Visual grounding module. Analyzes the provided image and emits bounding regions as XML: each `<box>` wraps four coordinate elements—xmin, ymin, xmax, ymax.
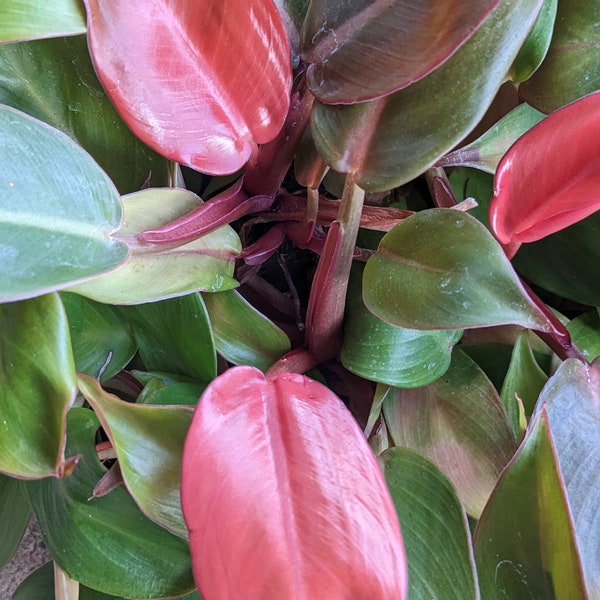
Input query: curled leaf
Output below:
<box><xmin>182</xmin><ymin>366</ymin><xmax>407</xmax><ymax>600</ymax></box>
<box><xmin>490</xmin><ymin>91</ymin><xmax>600</xmax><ymax>245</ymax></box>
<box><xmin>84</xmin><ymin>0</ymin><xmax>292</xmax><ymax>174</ymax></box>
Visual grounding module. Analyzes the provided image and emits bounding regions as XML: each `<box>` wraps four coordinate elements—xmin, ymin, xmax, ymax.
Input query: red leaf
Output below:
<box><xmin>84</xmin><ymin>0</ymin><xmax>292</xmax><ymax>175</ymax></box>
<box><xmin>181</xmin><ymin>366</ymin><xmax>407</xmax><ymax>600</ymax></box>
<box><xmin>489</xmin><ymin>91</ymin><xmax>600</xmax><ymax>245</ymax></box>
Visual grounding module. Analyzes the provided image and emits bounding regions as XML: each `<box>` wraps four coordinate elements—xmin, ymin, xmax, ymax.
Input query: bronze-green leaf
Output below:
<box><xmin>310</xmin><ymin>0</ymin><xmax>542</xmax><ymax>191</ymax></box>
<box><xmin>382</xmin><ymin>349</ymin><xmax>515</xmax><ymax>517</ymax></box>
<box><xmin>363</xmin><ymin>209</ymin><xmax>552</xmax><ymax>332</ymax></box>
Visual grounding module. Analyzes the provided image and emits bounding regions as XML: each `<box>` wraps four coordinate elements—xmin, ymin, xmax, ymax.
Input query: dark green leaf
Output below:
<box><xmin>0</xmin><ymin>474</ymin><xmax>30</xmax><ymax>569</ymax></box>
<box><xmin>363</xmin><ymin>209</ymin><xmax>552</xmax><ymax>332</ymax></box>
<box><xmin>519</xmin><ymin>0</ymin><xmax>600</xmax><ymax>112</ymax></box>
<box><xmin>0</xmin><ymin>0</ymin><xmax>85</xmax><ymax>43</ymax></box>
<box><xmin>310</xmin><ymin>0</ymin><xmax>542</xmax><ymax>191</ymax></box>
<box><xmin>382</xmin><ymin>448</ymin><xmax>479</xmax><ymax>600</ymax></box>
<box><xmin>509</xmin><ymin>0</ymin><xmax>557</xmax><ymax>82</ymax></box>
<box><xmin>14</xmin><ymin>562</ymin><xmax>203</xmax><ymax>599</ymax></box>
<box><xmin>203</xmin><ymin>289</ymin><xmax>291</xmax><ymax>372</ymax></box>
<box><xmin>341</xmin><ymin>265</ymin><xmax>461</xmax><ymax>388</ymax></box>
<box><xmin>121</xmin><ymin>293</ymin><xmax>216</xmax><ymax>381</ymax></box>
<box><xmin>0</xmin><ymin>104</ymin><xmax>128</xmax><ymax>302</ymax></box>
<box><xmin>514</xmin><ymin>211</ymin><xmax>600</xmax><ymax>306</ymax></box>
<box><xmin>0</xmin><ymin>294</ymin><xmax>76</xmax><ymax>478</ymax></box>
<box><xmin>78</xmin><ymin>373</ymin><xmax>193</xmax><ymax>539</ymax></box>
<box><xmin>68</xmin><ymin>189</ymin><xmax>240</xmax><ymax>304</ymax></box>
<box><xmin>539</xmin><ymin>357</ymin><xmax>600</xmax><ymax>598</ymax></box>
<box><xmin>138</xmin><ymin>381</ymin><xmax>206</xmax><ymax>406</ymax></box>
<box><xmin>60</xmin><ymin>292</ymin><xmax>135</xmax><ymax>381</ymax></box>
<box><xmin>0</xmin><ymin>36</ymin><xmax>168</xmax><ymax>193</ymax></box>
<box><xmin>22</xmin><ymin>408</ymin><xmax>195</xmax><ymax>598</ymax></box>
<box><xmin>383</xmin><ymin>349</ymin><xmax>515</xmax><ymax>517</ymax></box>
<box><xmin>474</xmin><ymin>409</ymin><xmax>587</xmax><ymax>599</ymax></box>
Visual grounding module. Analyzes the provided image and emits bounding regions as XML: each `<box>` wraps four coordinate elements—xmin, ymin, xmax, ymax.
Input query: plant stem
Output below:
<box><xmin>305</xmin><ymin>173</ymin><xmax>365</xmax><ymax>363</ymax></box>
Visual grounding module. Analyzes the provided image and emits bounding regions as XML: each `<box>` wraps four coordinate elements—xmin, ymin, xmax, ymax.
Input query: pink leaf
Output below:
<box><xmin>181</xmin><ymin>366</ymin><xmax>407</xmax><ymax>600</ymax></box>
<box><xmin>490</xmin><ymin>91</ymin><xmax>600</xmax><ymax>245</ymax></box>
<box><xmin>84</xmin><ymin>0</ymin><xmax>292</xmax><ymax>175</ymax></box>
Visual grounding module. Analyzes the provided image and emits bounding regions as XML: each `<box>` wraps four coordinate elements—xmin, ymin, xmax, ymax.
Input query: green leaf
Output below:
<box><xmin>513</xmin><ymin>211</ymin><xmax>600</xmax><ymax>306</ymax></box>
<box><xmin>60</xmin><ymin>292</ymin><xmax>135</xmax><ymax>381</ymax></box>
<box><xmin>509</xmin><ymin>0</ymin><xmax>557</xmax><ymax>82</ymax></box>
<box><xmin>0</xmin><ymin>294</ymin><xmax>76</xmax><ymax>478</ymax></box>
<box><xmin>540</xmin><ymin>357</ymin><xmax>600</xmax><ymax>598</ymax></box>
<box><xmin>139</xmin><ymin>381</ymin><xmax>205</xmax><ymax>406</ymax></box>
<box><xmin>310</xmin><ymin>0</ymin><xmax>542</xmax><ymax>191</ymax></box>
<box><xmin>0</xmin><ymin>105</ymin><xmax>128</xmax><ymax>302</ymax></box>
<box><xmin>500</xmin><ymin>329</ymin><xmax>548</xmax><ymax>437</ymax></box>
<box><xmin>381</xmin><ymin>448</ymin><xmax>479</xmax><ymax>600</ymax></box>
<box><xmin>22</xmin><ymin>408</ymin><xmax>195</xmax><ymax>598</ymax></box>
<box><xmin>0</xmin><ymin>36</ymin><xmax>169</xmax><ymax>193</ymax></box>
<box><xmin>78</xmin><ymin>373</ymin><xmax>193</xmax><ymax>539</ymax></box>
<box><xmin>363</xmin><ymin>209</ymin><xmax>552</xmax><ymax>332</ymax></box>
<box><xmin>121</xmin><ymin>293</ymin><xmax>216</xmax><ymax>381</ymax></box>
<box><xmin>67</xmin><ymin>188</ymin><xmax>240</xmax><ymax>304</ymax></box>
<box><xmin>203</xmin><ymin>289</ymin><xmax>291</xmax><ymax>371</ymax></box>
<box><xmin>568</xmin><ymin>309</ymin><xmax>600</xmax><ymax>362</ymax></box>
<box><xmin>519</xmin><ymin>0</ymin><xmax>600</xmax><ymax>112</ymax></box>
<box><xmin>439</xmin><ymin>103</ymin><xmax>546</xmax><ymax>174</ymax></box>
<box><xmin>0</xmin><ymin>474</ymin><xmax>31</xmax><ymax>569</ymax></box>
<box><xmin>474</xmin><ymin>409</ymin><xmax>587</xmax><ymax>599</ymax></box>
<box><xmin>382</xmin><ymin>349</ymin><xmax>515</xmax><ymax>517</ymax></box>
<box><xmin>341</xmin><ymin>264</ymin><xmax>461</xmax><ymax>388</ymax></box>
<box><xmin>0</xmin><ymin>0</ymin><xmax>86</xmax><ymax>43</ymax></box>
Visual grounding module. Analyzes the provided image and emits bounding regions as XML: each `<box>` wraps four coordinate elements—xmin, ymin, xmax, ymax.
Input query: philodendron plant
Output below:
<box><xmin>1</xmin><ymin>0</ymin><xmax>600</xmax><ymax>598</ymax></box>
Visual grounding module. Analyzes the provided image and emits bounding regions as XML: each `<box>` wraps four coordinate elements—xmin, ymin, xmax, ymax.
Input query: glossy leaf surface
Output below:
<box><xmin>182</xmin><ymin>366</ymin><xmax>407</xmax><ymax>600</ymax></box>
<box><xmin>310</xmin><ymin>0</ymin><xmax>542</xmax><ymax>191</ymax></box>
<box><xmin>363</xmin><ymin>209</ymin><xmax>551</xmax><ymax>332</ymax></box>
<box><xmin>0</xmin><ymin>104</ymin><xmax>128</xmax><ymax>302</ymax></box>
<box><xmin>438</xmin><ymin>103</ymin><xmax>545</xmax><ymax>174</ymax></box>
<box><xmin>121</xmin><ymin>293</ymin><xmax>216</xmax><ymax>381</ymax></box>
<box><xmin>490</xmin><ymin>91</ymin><xmax>600</xmax><ymax>245</ymax></box>
<box><xmin>84</xmin><ymin>0</ymin><xmax>291</xmax><ymax>174</ymax></box>
<box><xmin>0</xmin><ymin>36</ymin><xmax>169</xmax><ymax>194</ymax></box>
<box><xmin>383</xmin><ymin>349</ymin><xmax>515</xmax><ymax>517</ymax></box>
<box><xmin>203</xmin><ymin>290</ymin><xmax>291</xmax><ymax>371</ymax></box>
<box><xmin>0</xmin><ymin>474</ymin><xmax>30</xmax><ymax>569</ymax></box>
<box><xmin>68</xmin><ymin>189</ymin><xmax>240</xmax><ymax>304</ymax></box>
<box><xmin>0</xmin><ymin>294</ymin><xmax>75</xmax><ymax>478</ymax></box>
<box><xmin>509</xmin><ymin>0</ymin><xmax>557</xmax><ymax>82</ymax></box>
<box><xmin>382</xmin><ymin>448</ymin><xmax>479</xmax><ymax>600</ymax></box>
<box><xmin>0</xmin><ymin>0</ymin><xmax>85</xmax><ymax>43</ymax></box>
<box><xmin>519</xmin><ymin>0</ymin><xmax>600</xmax><ymax>112</ymax></box>
<box><xmin>568</xmin><ymin>310</ymin><xmax>600</xmax><ymax>363</ymax></box>
<box><xmin>79</xmin><ymin>373</ymin><xmax>193</xmax><ymax>538</ymax></box>
<box><xmin>341</xmin><ymin>265</ymin><xmax>461</xmax><ymax>387</ymax></box>
<box><xmin>61</xmin><ymin>292</ymin><xmax>135</xmax><ymax>381</ymax></box>
<box><xmin>474</xmin><ymin>410</ymin><xmax>587</xmax><ymax>599</ymax></box>
<box><xmin>540</xmin><ymin>358</ymin><xmax>600</xmax><ymax>598</ymax></box>
<box><xmin>23</xmin><ymin>408</ymin><xmax>195</xmax><ymax>598</ymax></box>
<box><xmin>302</xmin><ymin>0</ymin><xmax>500</xmax><ymax>104</ymax></box>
